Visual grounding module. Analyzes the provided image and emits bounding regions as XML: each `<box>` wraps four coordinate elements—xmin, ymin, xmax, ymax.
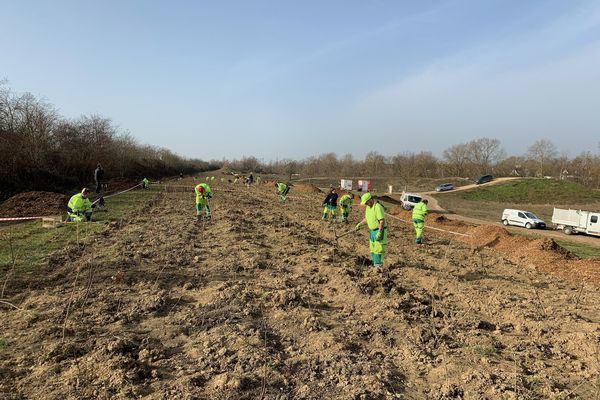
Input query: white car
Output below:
<box><xmin>400</xmin><ymin>192</ymin><xmax>423</xmax><ymax>210</ymax></box>
<box><xmin>501</xmin><ymin>209</ymin><xmax>546</xmax><ymax>229</ymax></box>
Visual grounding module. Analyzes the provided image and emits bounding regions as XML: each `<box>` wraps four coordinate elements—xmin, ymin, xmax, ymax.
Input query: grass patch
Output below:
<box><xmin>555</xmin><ymin>240</ymin><xmax>600</xmax><ymax>259</ymax></box>
<box><xmin>0</xmin><ymin>338</ymin><xmax>8</xmax><ymax>350</ymax></box>
<box><xmin>439</xmin><ymin>178</ymin><xmax>600</xmax><ymax>204</ymax></box>
<box><xmin>0</xmin><ymin>187</ymin><xmax>161</xmax><ymax>277</ymax></box>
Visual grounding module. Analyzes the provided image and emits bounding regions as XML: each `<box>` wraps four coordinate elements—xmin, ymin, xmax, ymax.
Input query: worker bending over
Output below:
<box><xmin>339</xmin><ymin>193</ymin><xmax>354</xmax><ymax>222</ymax></box>
<box><xmin>195</xmin><ymin>182</ymin><xmax>213</xmax><ymax>220</ymax></box>
<box><xmin>412</xmin><ymin>198</ymin><xmax>428</xmax><ymax>244</ymax></box>
<box><xmin>275</xmin><ymin>182</ymin><xmax>290</xmax><ymax>202</ymax></box>
<box><xmin>322</xmin><ymin>188</ymin><xmax>338</xmax><ymax>221</ymax></box>
<box><xmin>355</xmin><ymin>193</ymin><xmax>388</xmax><ymax>267</ymax></box>
<box><xmin>67</xmin><ymin>188</ymin><xmax>99</xmax><ymax>222</ymax></box>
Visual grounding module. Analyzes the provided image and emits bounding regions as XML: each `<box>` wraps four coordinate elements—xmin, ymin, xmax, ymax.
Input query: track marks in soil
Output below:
<box><xmin>2</xmin><ymin>182</ymin><xmax>600</xmax><ymax>399</ymax></box>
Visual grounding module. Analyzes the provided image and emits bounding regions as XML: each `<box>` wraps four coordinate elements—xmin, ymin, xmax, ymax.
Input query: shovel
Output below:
<box><xmin>335</xmin><ymin>228</ymin><xmax>356</xmax><ymax>241</ymax></box>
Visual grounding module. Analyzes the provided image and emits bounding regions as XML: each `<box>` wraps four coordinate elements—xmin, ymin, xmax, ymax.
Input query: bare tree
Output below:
<box><xmin>443</xmin><ymin>143</ymin><xmax>470</xmax><ymax>177</ymax></box>
<box><xmin>466</xmin><ymin>137</ymin><xmax>505</xmax><ymax>175</ymax></box>
<box><xmin>527</xmin><ymin>139</ymin><xmax>557</xmax><ymax>177</ymax></box>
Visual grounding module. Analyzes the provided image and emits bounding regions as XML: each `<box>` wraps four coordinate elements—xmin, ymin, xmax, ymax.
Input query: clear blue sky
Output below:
<box><xmin>2</xmin><ymin>0</ymin><xmax>600</xmax><ymax>161</ymax></box>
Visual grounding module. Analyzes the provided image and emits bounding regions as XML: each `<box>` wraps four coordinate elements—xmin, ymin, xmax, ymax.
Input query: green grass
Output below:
<box><xmin>0</xmin><ymin>338</ymin><xmax>8</xmax><ymax>350</ymax></box>
<box><xmin>0</xmin><ymin>187</ymin><xmax>161</xmax><ymax>277</ymax></box>
<box><xmin>434</xmin><ymin>178</ymin><xmax>600</xmax><ymax>227</ymax></box>
<box><xmin>440</xmin><ymin>178</ymin><xmax>600</xmax><ymax>204</ymax></box>
<box><xmin>555</xmin><ymin>240</ymin><xmax>600</xmax><ymax>259</ymax></box>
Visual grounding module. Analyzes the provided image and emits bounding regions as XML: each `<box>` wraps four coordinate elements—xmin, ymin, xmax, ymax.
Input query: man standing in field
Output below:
<box><xmin>275</xmin><ymin>182</ymin><xmax>290</xmax><ymax>202</ymax></box>
<box><xmin>142</xmin><ymin>177</ymin><xmax>150</xmax><ymax>189</ymax></box>
<box><xmin>339</xmin><ymin>193</ymin><xmax>354</xmax><ymax>222</ymax></box>
<box><xmin>94</xmin><ymin>163</ymin><xmax>104</xmax><ymax>193</ymax></box>
<box><xmin>195</xmin><ymin>182</ymin><xmax>213</xmax><ymax>220</ymax></box>
<box><xmin>412</xmin><ymin>198</ymin><xmax>428</xmax><ymax>244</ymax></box>
<box><xmin>355</xmin><ymin>193</ymin><xmax>388</xmax><ymax>267</ymax></box>
<box><xmin>322</xmin><ymin>188</ymin><xmax>338</xmax><ymax>221</ymax></box>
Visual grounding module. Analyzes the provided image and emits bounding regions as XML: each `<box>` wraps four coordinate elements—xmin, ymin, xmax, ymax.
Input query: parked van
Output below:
<box><xmin>475</xmin><ymin>174</ymin><xmax>493</xmax><ymax>184</ymax></box>
<box><xmin>400</xmin><ymin>192</ymin><xmax>423</xmax><ymax>210</ymax></box>
<box><xmin>501</xmin><ymin>209</ymin><xmax>546</xmax><ymax>229</ymax></box>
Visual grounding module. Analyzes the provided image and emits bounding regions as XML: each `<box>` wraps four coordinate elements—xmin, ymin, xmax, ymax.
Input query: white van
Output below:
<box><xmin>501</xmin><ymin>209</ymin><xmax>546</xmax><ymax>229</ymax></box>
<box><xmin>400</xmin><ymin>192</ymin><xmax>423</xmax><ymax>210</ymax></box>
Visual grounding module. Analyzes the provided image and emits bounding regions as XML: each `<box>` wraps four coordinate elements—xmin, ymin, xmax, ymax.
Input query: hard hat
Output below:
<box><xmin>360</xmin><ymin>192</ymin><xmax>372</xmax><ymax>205</ymax></box>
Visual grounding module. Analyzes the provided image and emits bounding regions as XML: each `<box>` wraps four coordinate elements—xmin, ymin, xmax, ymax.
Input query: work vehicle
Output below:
<box><xmin>475</xmin><ymin>174</ymin><xmax>493</xmax><ymax>184</ymax></box>
<box><xmin>551</xmin><ymin>208</ymin><xmax>600</xmax><ymax>236</ymax></box>
<box><xmin>435</xmin><ymin>183</ymin><xmax>454</xmax><ymax>192</ymax></box>
<box><xmin>400</xmin><ymin>192</ymin><xmax>423</xmax><ymax>210</ymax></box>
<box><xmin>501</xmin><ymin>209</ymin><xmax>546</xmax><ymax>229</ymax></box>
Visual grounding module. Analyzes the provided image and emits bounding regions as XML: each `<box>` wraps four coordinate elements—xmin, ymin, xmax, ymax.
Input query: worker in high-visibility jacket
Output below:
<box><xmin>322</xmin><ymin>188</ymin><xmax>338</xmax><ymax>221</ymax></box>
<box><xmin>195</xmin><ymin>183</ymin><xmax>213</xmax><ymax>220</ymax></box>
<box><xmin>67</xmin><ymin>188</ymin><xmax>96</xmax><ymax>222</ymax></box>
<box><xmin>412</xmin><ymin>199</ymin><xmax>429</xmax><ymax>244</ymax></box>
<box><xmin>142</xmin><ymin>177</ymin><xmax>150</xmax><ymax>189</ymax></box>
<box><xmin>355</xmin><ymin>193</ymin><xmax>388</xmax><ymax>267</ymax></box>
<box><xmin>339</xmin><ymin>193</ymin><xmax>354</xmax><ymax>222</ymax></box>
<box><xmin>275</xmin><ymin>182</ymin><xmax>290</xmax><ymax>202</ymax></box>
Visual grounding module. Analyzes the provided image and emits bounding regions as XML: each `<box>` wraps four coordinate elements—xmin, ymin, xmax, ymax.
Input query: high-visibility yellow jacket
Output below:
<box><xmin>195</xmin><ymin>183</ymin><xmax>212</xmax><ymax>203</ymax></box>
<box><xmin>412</xmin><ymin>201</ymin><xmax>428</xmax><ymax>221</ymax></box>
<box><xmin>68</xmin><ymin>193</ymin><xmax>92</xmax><ymax>214</ymax></box>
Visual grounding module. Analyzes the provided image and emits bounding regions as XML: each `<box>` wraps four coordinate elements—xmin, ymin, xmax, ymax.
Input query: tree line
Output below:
<box><xmin>0</xmin><ymin>82</ymin><xmax>218</xmax><ymax>199</ymax></box>
<box><xmin>226</xmin><ymin>137</ymin><xmax>600</xmax><ymax>189</ymax></box>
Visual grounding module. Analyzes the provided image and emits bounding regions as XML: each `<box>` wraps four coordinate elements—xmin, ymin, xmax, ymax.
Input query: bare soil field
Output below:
<box><xmin>1</xmin><ymin>179</ymin><xmax>600</xmax><ymax>399</ymax></box>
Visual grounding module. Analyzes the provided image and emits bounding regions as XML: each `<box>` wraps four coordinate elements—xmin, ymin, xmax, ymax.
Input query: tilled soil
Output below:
<box><xmin>1</xmin><ymin>180</ymin><xmax>600</xmax><ymax>399</ymax></box>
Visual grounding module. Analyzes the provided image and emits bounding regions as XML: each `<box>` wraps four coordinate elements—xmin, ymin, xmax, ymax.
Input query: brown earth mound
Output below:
<box><xmin>0</xmin><ymin>191</ymin><xmax>69</xmax><ymax>218</ymax></box>
<box><xmin>293</xmin><ymin>183</ymin><xmax>323</xmax><ymax>193</ymax></box>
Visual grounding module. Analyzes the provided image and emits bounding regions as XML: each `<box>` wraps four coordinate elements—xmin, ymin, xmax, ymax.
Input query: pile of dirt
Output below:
<box><xmin>465</xmin><ymin>225</ymin><xmax>511</xmax><ymax>248</ymax></box>
<box><xmin>376</xmin><ymin>195</ymin><xmax>403</xmax><ymax>206</ymax></box>
<box><xmin>293</xmin><ymin>183</ymin><xmax>323</xmax><ymax>193</ymax></box>
<box><xmin>461</xmin><ymin>224</ymin><xmax>600</xmax><ymax>285</ymax></box>
<box><xmin>0</xmin><ymin>191</ymin><xmax>69</xmax><ymax>217</ymax></box>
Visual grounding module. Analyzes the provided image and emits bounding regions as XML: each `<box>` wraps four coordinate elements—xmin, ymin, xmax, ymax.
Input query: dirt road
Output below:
<box><xmin>1</xmin><ymin>180</ymin><xmax>600</xmax><ymax>399</ymax></box>
<box><xmin>420</xmin><ymin>177</ymin><xmax>519</xmax><ymax>195</ymax></box>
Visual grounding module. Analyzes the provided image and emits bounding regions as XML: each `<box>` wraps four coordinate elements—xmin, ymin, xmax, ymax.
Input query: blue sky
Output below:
<box><xmin>2</xmin><ymin>0</ymin><xmax>600</xmax><ymax>160</ymax></box>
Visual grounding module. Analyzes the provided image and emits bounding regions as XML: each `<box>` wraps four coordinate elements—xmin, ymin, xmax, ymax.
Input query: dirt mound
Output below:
<box><xmin>376</xmin><ymin>195</ymin><xmax>403</xmax><ymax>205</ymax></box>
<box><xmin>293</xmin><ymin>183</ymin><xmax>323</xmax><ymax>193</ymax></box>
<box><xmin>0</xmin><ymin>191</ymin><xmax>69</xmax><ymax>217</ymax></box>
<box><xmin>465</xmin><ymin>225</ymin><xmax>511</xmax><ymax>248</ymax></box>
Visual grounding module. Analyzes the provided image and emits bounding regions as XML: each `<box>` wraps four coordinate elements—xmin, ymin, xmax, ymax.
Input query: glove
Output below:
<box><xmin>375</xmin><ymin>230</ymin><xmax>383</xmax><ymax>241</ymax></box>
<box><xmin>355</xmin><ymin>223</ymin><xmax>362</xmax><ymax>231</ymax></box>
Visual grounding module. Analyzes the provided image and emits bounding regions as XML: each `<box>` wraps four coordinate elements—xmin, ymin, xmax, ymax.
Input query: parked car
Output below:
<box><xmin>475</xmin><ymin>174</ymin><xmax>493</xmax><ymax>184</ymax></box>
<box><xmin>400</xmin><ymin>192</ymin><xmax>423</xmax><ymax>210</ymax></box>
<box><xmin>501</xmin><ymin>209</ymin><xmax>546</xmax><ymax>229</ymax></box>
<box><xmin>435</xmin><ymin>183</ymin><xmax>454</xmax><ymax>192</ymax></box>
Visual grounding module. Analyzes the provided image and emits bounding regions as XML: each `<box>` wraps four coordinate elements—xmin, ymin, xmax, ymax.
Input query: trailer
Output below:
<box><xmin>551</xmin><ymin>208</ymin><xmax>600</xmax><ymax>236</ymax></box>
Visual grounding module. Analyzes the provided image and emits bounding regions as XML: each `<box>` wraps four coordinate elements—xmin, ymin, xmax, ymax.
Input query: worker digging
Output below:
<box><xmin>355</xmin><ymin>192</ymin><xmax>388</xmax><ymax>268</ymax></box>
<box><xmin>195</xmin><ymin>182</ymin><xmax>213</xmax><ymax>221</ymax></box>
